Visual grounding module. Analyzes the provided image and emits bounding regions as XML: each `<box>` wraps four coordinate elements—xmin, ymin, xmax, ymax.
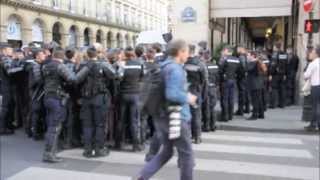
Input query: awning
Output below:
<box><xmin>211</xmin><ymin>0</ymin><xmax>292</xmax><ymax>18</ymax></box>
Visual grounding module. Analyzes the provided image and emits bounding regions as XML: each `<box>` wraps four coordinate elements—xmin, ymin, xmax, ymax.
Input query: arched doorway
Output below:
<box><xmin>116</xmin><ymin>33</ymin><xmax>123</xmax><ymax>48</ymax></box>
<box><xmin>84</xmin><ymin>27</ymin><xmax>92</xmax><ymax>46</ymax></box>
<box><xmin>32</xmin><ymin>19</ymin><xmax>45</xmax><ymax>46</ymax></box>
<box><xmin>69</xmin><ymin>25</ymin><xmax>79</xmax><ymax>48</ymax></box>
<box><xmin>125</xmin><ymin>34</ymin><xmax>130</xmax><ymax>48</ymax></box>
<box><xmin>52</xmin><ymin>22</ymin><xmax>64</xmax><ymax>45</ymax></box>
<box><xmin>7</xmin><ymin>14</ymin><xmax>23</xmax><ymax>48</ymax></box>
<box><xmin>106</xmin><ymin>31</ymin><xmax>114</xmax><ymax>49</ymax></box>
<box><xmin>96</xmin><ymin>29</ymin><xmax>102</xmax><ymax>43</ymax></box>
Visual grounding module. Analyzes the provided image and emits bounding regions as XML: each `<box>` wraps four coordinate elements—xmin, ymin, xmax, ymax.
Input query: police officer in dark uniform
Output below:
<box><xmin>41</xmin><ymin>48</ymin><xmax>88</xmax><ymax>163</ymax></box>
<box><xmin>62</xmin><ymin>48</ymin><xmax>77</xmax><ymax>149</ymax></box>
<box><xmin>286</xmin><ymin>47</ymin><xmax>299</xmax><ymax>105</ymax></box>
<box><xmin>184</xmin><ymin>45</ymin><xmax>206</xmax><ymax>144</ymax></box>
<box><xmin>77</xmin><ymin>46</ymin><xmax>120</xmax><ymax>158</ymax></box>
<box><xmin>219</xmin><ymin>46</ymin><xmax>243</xmax><ymax>121</ymax></box>
<box><xmin>0</xmin><ymin>44</ymin><xmax>15</xmax><ymax>135</ymax></box>
<box><xmin>269</xmin><ymin>44</ymin><xmax>288</xmax><ymax>108</ymax></box>
<box><xmin>116</xmin><ymin>47</ymin><xmax>144</xmax><ymax>151</ymax></box>
<box><xmin>29</xmin><ymin>49</ymin><xmax>46</xmax><ymax>140</ymax></box>
<box><xmin>235</xmin><ymin>46</ymin><xmax>249</xmax><ymax>115</ymax></box>
<box><xmin>204</xmin><ymin>59</ymin><xmax>219</xmax><ymax>131</ymax></box>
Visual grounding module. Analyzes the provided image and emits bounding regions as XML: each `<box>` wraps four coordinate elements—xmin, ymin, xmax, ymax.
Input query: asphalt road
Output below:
<box><xmin>1</xmin><ymin>106</ymin><xmax>319</xmax><ymax>180</ymax></box>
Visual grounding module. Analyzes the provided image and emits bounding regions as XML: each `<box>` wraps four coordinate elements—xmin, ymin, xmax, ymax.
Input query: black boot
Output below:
<box><xmin>258</xmin><ymin>114</ymin><xmax>265</xmax><ymax>119</ymax></box>
<box><xmin>94</xmin><ymin>146</ymin><xmax>110</xmax><ymax>157</ymax></box>
<box><xmin>194</xmin><ymin>137</ymin><xmax>202</xmax><ymax>144</ymax></box>
<box><xmin>42</xmin><ymin>145</ymin><xmax>63</xmax><ymax>163</ymax></box>
<box><xmin>234</xmin><ymin>110</ymin><xmax>243</xmax><ymax>116</ymax></box>
<box><xmin>132</xmin><ymin>143</ymin><xmax>144</xmax><ymax>152</ymax></box>
<box><xmin>247</xmin><ymin>114</ymin><xmax>258</xmax><ymax>121</ymax></box>
<box><xmin>83</xmin><ymin>145</ymin><xmax>94</xmax><ymax>158</ymax></box>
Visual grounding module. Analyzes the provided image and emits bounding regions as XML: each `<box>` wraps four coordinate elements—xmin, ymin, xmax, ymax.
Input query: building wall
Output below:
<box><xmin>296</xmin><ymin>0</ymin><xmax>320</xmax><ymax>91</ymax></box>
<box><xmin>169</xmin><ymin>0</ymin><xmax>210</xmax><ymax>50</ymax></box>
<box><xmin>0</xmin><ymin>0</ymin><xmax>169</xmax><ymax>48</ymax></box>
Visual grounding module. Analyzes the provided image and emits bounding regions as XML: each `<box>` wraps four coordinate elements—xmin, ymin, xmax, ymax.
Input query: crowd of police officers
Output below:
<box><xmin>0</xmin><ymin>41</ymin><xmax>299</xmax><ymax>163</ymax></box>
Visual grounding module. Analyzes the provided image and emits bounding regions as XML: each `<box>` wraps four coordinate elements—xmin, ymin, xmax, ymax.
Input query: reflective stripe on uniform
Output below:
<box><xmin>227</xmin><ymin>59</ymin><xmax>240</xmax><ymax>63</ymax></box>
<box><xmin>123</xmin><ymin>65</ymin><xmax>142</xmax><ymax>69</ymax></box>
<box><xmin>279</xmin><ymin>55</ymin><xmax>288</xmax><ymax>60</ymax></box>
<box><xmin>208</xmin><ymin>65</ymin><xmax>218</xmax><ymax>69</ymax></box>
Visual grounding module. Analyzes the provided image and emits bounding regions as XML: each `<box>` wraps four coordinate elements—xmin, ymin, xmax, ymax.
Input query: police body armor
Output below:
<box><xmin>120</xmin><ymin>60</ymin><xmax>144</xmax><ymax>94</ymax></box>
<box><xmin>206</xmin><ymin>62</ymin><xmax>219</xmax><ymax>97</ymax></box>
<box><xmin>220</xmin><ymin>56</ymin><xmax>241</xmax><ymax>81</ymax></box>
<box><xmin>80</xmin><ymin>60</ymin><xmax>115</xmax><ymax>98</ymax></box>
<box><xmin>42</xmin><ymin>60</ymin><xmax>74</xmax><ymax>98</ymax></box>
<box><xmin>277</xmin><ymin>52</ymin><xmax>288</xmax><ymax>76</ymax></box>
<box><xmin>184</xmin><ymin>57</ymin><xmax>204</xmax><ymax>94</ymax></box>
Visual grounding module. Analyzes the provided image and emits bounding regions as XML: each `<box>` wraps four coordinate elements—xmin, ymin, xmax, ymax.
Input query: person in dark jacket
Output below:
<box><xmin>246</xmin><ymin>51</ymin><xmax>265</xmax><ymax>120</ymax></box>
<box><xmin>116</xmin><ymin>47</ymin><xmax>145</xmax><ymax>151</ymax></box>
<box><xmin>41</xmin><ymin>48</ymin><xmax>89</xmax><ymax>163</ymax></box>
<box><xmin>219</xmin><ymin>46</ymin><xmax>243</xmax><ymax>121</ymax></box>
<box><xmin>286</xmin><ymin>47</ymin><xmax>299</xmax><ymax>106</ymax></box>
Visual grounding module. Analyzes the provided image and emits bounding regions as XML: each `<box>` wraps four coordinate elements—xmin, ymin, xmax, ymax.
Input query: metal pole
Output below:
<box><xmin>307</xmin><ymin>11</ymin><xmax>314</xmax><ymax>54</ymax></box>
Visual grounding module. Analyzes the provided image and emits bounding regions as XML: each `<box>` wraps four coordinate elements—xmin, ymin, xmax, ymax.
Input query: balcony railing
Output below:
<box><xmin>6</xmin><ymin>0</ymin><xmax>141</xmax><ymax>32</ymax></box>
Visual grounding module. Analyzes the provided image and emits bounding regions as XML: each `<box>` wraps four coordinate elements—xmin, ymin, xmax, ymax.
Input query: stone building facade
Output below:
<box><xmin>0</xmin><ymin>0</ymin><xmax>169</xmax><ymax>48</ymax></box>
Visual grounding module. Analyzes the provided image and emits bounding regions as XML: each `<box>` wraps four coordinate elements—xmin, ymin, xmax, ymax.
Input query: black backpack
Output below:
<box><xmin>141</xmin><ymin>61</ymin><xmax>172</xmax><ymax>117</ymax></box>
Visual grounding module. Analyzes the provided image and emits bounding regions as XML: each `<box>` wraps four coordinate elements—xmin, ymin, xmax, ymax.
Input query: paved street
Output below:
<box><xmin>0</xmin><ymin>106</ymin><xmax>319</xmax><ymax>180</ymax></box>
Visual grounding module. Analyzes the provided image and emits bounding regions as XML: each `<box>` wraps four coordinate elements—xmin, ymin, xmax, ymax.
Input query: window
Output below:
<box><xmin>116</xmin><ymin>4</ymin><xmax>121</xmax><ymax>24</ymax></box>
<box><xmin>68</xmin><ymin>0</ymin><xmax>76</xmax><ymax>13</ymax></box>
<box><xmin>105</xmin><ymin>2</ymin><xmax>112</xmax><ymax>22</ymax></box>
<box><xmin>52</xmin><ymin>0</ymin><xmax>59</xmax><ymax>9</ymax></box>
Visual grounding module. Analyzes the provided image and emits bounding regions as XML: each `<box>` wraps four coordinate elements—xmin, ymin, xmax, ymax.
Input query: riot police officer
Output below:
<box><xmin>78</xmin><ymin>45</ymin><xmax>120</xmax><ymax>158</ymax></box>
<box><xmin>204</xmin><ymin>59</ymin><xmax>219</xmax><ymax>131</ymax></box>
<box><xmin>116</xmin><ymin>47</ymin><xmax>144</xmax><ymax>151</ymax></box>
<box><xmin>184</xmin><ymin>45</ymin><xmax>207</xmax><ymax>144</ymax></box>
<box><xmin>269</xmin><ymin>44</ymin><xmax>288</xmax><ymax>108</ymax></box>
<box><xmin>219</xmin><ymin>46</ymin><xmax>243</xmax><ymax>121</ymax></box>
<box><xmin>235</xmin><ymin>46</ymin><xmax>249</xmax><ymax>115</ymax></box>
<box><xmin>62</xmin><ymin>48</ymin><xmax>77</xmax><ymax>149</ymax></box>
<box><xmin>41</xmin><ymin>48</ymin><xmax>88</xmax><ymax>163</ymax></box>
<box><xmin>0</xmin><ymin>44</ymin><xmax>15</xmax><ymax>135</ymax></box>
<box><xmin>29</xmin><ymin>49</ymin><xmax>46</xmax><ymax>140</ymax></box>
<box><xmin>286</xmin><ymin>47</ymin><xmax>299</xmax><ymax>105</ymax></box>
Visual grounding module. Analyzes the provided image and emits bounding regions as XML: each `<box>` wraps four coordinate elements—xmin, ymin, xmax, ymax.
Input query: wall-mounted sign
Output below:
<box><xmin>181</xmin><ymin>7</ymin><xmax>197</xmax><ymax>22</ymax></box>
<box><xmin>7</xmin><ymin>19</ymin><xmax>22</xmax><ymax>40</ymax></box>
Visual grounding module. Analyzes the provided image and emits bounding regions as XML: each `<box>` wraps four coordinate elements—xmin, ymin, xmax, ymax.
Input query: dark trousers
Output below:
<box><xmin>0</xmin><ymin>91</ymin><xmax>15</xmax><ymax>130</ymax></box>
<box><xmin>191</xmin><ymin>105</ymin><xmax>201</xmax><ymax>139</ymax></box>
<box><xmin>116</xmin><ymin>93</ymin><xmax>141</xmax><ymax>145</ymax></box>
<box><xmin>310</xmin><ymin>86</ymin><xmax>320</xmax><ymax>128</ymax></box>
<box><xmin>145</xmin><ymin>116</ymin><xmax>161</xmax><ymax>162</ymax></box>
<box><xmin>270</xmin><ymin>76</ymin><xmax>286</xmax><ymax>108</ymax></box>
<box><xmin>44</xmin><ymin>97</ymin><xmax>66</xmax><ymax>147</ymax></box>
<box><xmin>237</xmin><ymin>79</ymin><xmax>246</xmax><ymax>113</ymax></box>
<box><xmin>31</xmin><ymin>100</ymin><xmax>46</xmax><ymax>136</ymax></box>
<box><xmin>139</xmin><ymin>119</ymin><xmax>194</xmax><ymax>180</ymax></box>
<box><xmin>221</xmin><ymin>80</ymin><xmax>236</xmax><ymax>120</ymax></box>
<box><xmin>250</xmin><ymin>90</ymin><xmax>264</xmax><ymax>117</ymax></box>
<box><xmin>62</xmin><ymin>98</ymin><xmax>81</xmax><ymax>147</ymax></box>
<box><xmin>208</xmin><ymin>93</ymin><xmax>217</xmax><ymax>128</ymax></box>
<box><xmin>80</xmin><ymin>94</ymin><xmax>108</xmax><ymax>149</ymax></box>
<box><xmin>286</xmin><ymin>75</ymin><xmax>296</xmax><ymax>105</ymax></box>
<box><xmin>261</xmin><ymin>84</ymin><xmax>269</xmax><ymax>111</ymax></box>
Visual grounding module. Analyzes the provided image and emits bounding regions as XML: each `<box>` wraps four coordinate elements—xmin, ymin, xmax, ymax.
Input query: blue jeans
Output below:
<box><xmin>139</xmin><ymin>119</ymin><xmax>194</xmax><ymax>180</ymax></box>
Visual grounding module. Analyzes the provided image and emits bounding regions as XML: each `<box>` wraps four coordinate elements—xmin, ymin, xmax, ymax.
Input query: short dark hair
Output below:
<box><xmin>125</xmin><ymin>46</ymin><xmax>135</xmax><ymax>59</ymax></box>
<box><xmin>223</xmin><ymin>45</ymin><xmax>234</xmax><ymax>54</ymax></box>
<box><xmin>87</xmin><ymin>47</ymin><xmax>97</xmax><ymax>59</ymax></box>
<box><xmin>167</xmin><ymin>40</ymin><xmax>188</xmax><ymax>57</ymax></box>
<box><xmin>52</xmin><ymin>47</ymin><xmax>65</xmax><ymax>59</ymax></box>
<box><xmin>152</xmin><ymin>43</ymin><xmax>162</xmax><ymax>53</ymax></box>
<box><xmin>135</xmin><ymin>45</ymin><xmax>144</xmax><ymax>57</ymax></box>
<box><xmin>65</xmin><ymin>49</ymin><xmax>75</xmax><ymax>59</ymax></box>
<box><xmin>32</xmin><ymin>48</ymin><xmax>44</xmax><ymax>59</ymax></box>
<box><xmin>315</xmin><ymin>44</ymin><xmax>320</xmax><ymax>57</ymax></box>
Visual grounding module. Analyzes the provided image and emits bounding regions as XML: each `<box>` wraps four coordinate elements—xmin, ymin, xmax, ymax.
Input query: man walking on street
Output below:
<box><xmin>136</xmin><ymin>40</ymin><xmax>197</xmax><ymax>180</ymax></box>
